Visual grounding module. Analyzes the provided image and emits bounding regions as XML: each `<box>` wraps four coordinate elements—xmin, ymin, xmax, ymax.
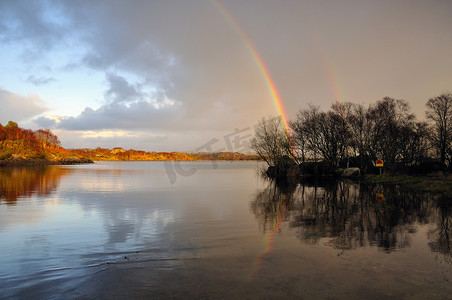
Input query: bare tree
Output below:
<box><xmin>288</xmin><ymin>119</ymin><xmax>307</xmax><ymax>163</ymax></box>
<box><xmin>289</xmin><ymin>110</ymin><xmax>310</xmax><ymax>163</ymax></box>
<box><xmin>291</xmin><ymin>102</ymin><xmax>353</xmax><ymax>167</ymax></box>
<box><xmin>398</xmin><ymin>121</ymin><xmax>430</xmax><ymax>170</ymax></box>
<box><xmin>348</xmin><ymin>103</ymin><xmax>374</xmax><ymax>171</ymax></box>
<box><xmin>250</xmin><ymin>116</ymin><xmax>291</xmax><ymax>166</ymax></box>
<box><xmin>367</xmin><ymin>97</ymin><xmax>416</xmax><ymax>171</ymax></box>
<box><xmin>426</xmin><ymin>93</ymin><xmax>452</xmax><ymax>164</ymax></box>
<box><xmin>35</xmin><ymin>129</ymin><xmax>61</xmax><ymax>149</ymax></box>
<box><xmin>330</xmin><ymin>102</ymin><xmax>353</xmax><ymax>164</ymax></box>
<box><xmin>290</xmin><ymin>105</ymin><xmax>322</xmax><ymax>162</ymax></box>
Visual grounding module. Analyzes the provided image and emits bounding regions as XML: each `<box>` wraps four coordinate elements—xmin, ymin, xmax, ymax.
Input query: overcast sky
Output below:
<box><xmin>0</xmin><ymin>0</ymin><xmax>451</xmax><ymax>151</ymax></box>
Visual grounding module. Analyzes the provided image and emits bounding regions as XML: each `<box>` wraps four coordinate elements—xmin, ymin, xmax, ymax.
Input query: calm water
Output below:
<box><xmin>0</xmin><ymin>162</ymin><xmax>451</xmax><ymax>299</ymax></box>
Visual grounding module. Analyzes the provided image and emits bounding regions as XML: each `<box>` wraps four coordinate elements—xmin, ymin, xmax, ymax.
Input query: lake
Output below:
<box><xmin>0</xmin><ymin>161</ymin><xmax>451</xmax><ymax>299</ymax></box>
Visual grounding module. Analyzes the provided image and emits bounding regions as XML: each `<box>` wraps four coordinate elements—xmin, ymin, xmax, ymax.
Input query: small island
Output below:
<box><xmin>250</xmin><ymin>95</ymin><xmax>452</xmax><ymax>197</ymax></box>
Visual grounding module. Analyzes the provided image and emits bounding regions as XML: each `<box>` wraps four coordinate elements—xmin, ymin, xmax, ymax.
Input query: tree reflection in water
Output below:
<box><xmin>251</xmin><ymin>178</ymin><xmax>451</xmax><ymax>257</ymax></box>
<box><xmin>428</xmin><ymin>198</ymin><xmax>452</xmax><ymax>260</ymax></box>
<box><xmin>0</xmin><ymin>166</ymin><xmax>70</xmax><ymax>205</ymax></box>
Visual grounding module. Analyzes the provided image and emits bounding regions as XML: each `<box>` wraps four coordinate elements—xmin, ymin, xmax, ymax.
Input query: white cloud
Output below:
<box><xmin>0</xmin><ymin>88</ymin><xmax>47</xmax><ymax>124</ymax></box>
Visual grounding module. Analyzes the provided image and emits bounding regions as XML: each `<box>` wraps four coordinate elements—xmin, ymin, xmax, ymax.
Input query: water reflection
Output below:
<box><xmin>428</xmin><ymin>200</ymin><xmax>452</xmax><ymax>257</ymax></box>
<box><xmin>251</xmin><ymin>179</ymin><xmax>452</xmax><ymax>255</ymax></box>
<box><xmin>1</xmin><ymin>163</ymin><xmax>451</xmax><ymax>298</ymax></box>
<box><xmin>0</xmin><ymin>166</ymin><xmax>70</xmax><ymax>205</ymax></box>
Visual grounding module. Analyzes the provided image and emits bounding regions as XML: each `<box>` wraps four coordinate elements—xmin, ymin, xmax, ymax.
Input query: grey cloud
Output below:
<box><xmin>0</xmin><ymin>1</ymin><xmax>67</xmax><ymax>50</ymax></box>
<box><xmin>55</xmin><ymin>101</ymin><xmax>180</xmax><ymax>131</ymax></box>
<box><xmin>38</xmin><ymin>95</ymin><xmax>254</xmax><ymax>133</ymax></box>
<box><xmin>26</xmin><ymin>75</ymin><xmax>55</xmax><ymax>86</ymax></box>
<box><xmin>105</xmin><ymin>73</ymin><xmax>142</xmax><ymax>103</ymax></box>
<box><xmin>55</xmin><ymin>1</ymin><xmax>273</xmax><ymax>119</ymax></box>
<box><xmin>0</xmin><ymin>88</ymin><xmax>47</xmax><ymax>123</ymax></box>
<box><xmin>34</xmin><ymin>116</ymin><xmax>57</xmax><ymax>128</ymax></box>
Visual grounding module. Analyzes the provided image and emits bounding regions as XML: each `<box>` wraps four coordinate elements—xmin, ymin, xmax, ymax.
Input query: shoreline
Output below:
<box><xmin>362</xmin><ymin>174</ymin><xmax>452</xmax><ymax>198</ymax></box>
<box><xmin>264</xmin><ymin>163</ymin><xmax>452</xmax><ymax>198</ymax></box>
<box><xmin>0</xmin><ymin>157</ymin><xmax>94</xmax><ymax>167</ymax></box>
<box><xmin>0</xmin><ymin>158</ymin><xmax>262</xmax><ymax>167</ymax></box>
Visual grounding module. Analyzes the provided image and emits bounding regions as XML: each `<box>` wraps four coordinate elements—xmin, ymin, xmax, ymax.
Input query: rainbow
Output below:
<box><xmin>301</xmin><ymin>14</ymin><xmax>345</xmax><ymax>104</ymax></box>
<box><xmin>323</xmin><ymin>56</ymin><xmax>344</xmax><ymax>104</ymax></box>
<box><xmin>213</xmin><ymin>0</ymin><xmax>290</xmax><ymax>134</ymax></box>
<box><xmin>248</xmin><ymin>202</ymin><xmax>285</xmax><ymax>280</ymax></box>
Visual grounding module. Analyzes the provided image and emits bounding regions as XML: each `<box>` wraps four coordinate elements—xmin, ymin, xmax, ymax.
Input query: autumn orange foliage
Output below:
<box><xmin>0</xmin><ymin>121</ymin><xmax>260</xmax><ymax>164</ymax></box>
<box><xmin>0</xmin><ymin>121</ymin><xmax>90</xmax><ymax>164</ymax></box>
<box><xmin>0</xmin><ymin>166</ymin><xmax>69</xmax><ymax>204</ymax></box>
<box><xmin>72</xmin><ymin>148</ymin><xmax>260</xmax><ymax>161</ymax></box>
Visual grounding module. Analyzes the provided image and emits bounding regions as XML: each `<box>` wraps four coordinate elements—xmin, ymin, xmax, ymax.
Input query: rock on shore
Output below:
<box><xmin>341</xmin><ymin>167</ymin><xmax>361</xmax><ymax>177</ymax></box>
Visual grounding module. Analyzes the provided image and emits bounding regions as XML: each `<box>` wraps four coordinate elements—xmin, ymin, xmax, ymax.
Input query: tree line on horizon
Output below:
<box><xmin>251</xmin><ymin>93</ymin><xmax>452</xmax><ymax>175</ymax></box>
<box><xmin>72</xmin><ymin>148</ymin><xmax>260</xmax><ymax>161</ymax></box>
<box><xmin>0</xmin><ymin>121</ymin><xmax>260</xmax><ymax>162</ymax></box>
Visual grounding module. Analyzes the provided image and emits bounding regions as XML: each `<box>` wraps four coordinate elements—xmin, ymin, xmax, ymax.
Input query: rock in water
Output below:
<box><xmin>341</xmin><ymin>167</ymin><xmax>361</xmax><ymax>177</ymax></box>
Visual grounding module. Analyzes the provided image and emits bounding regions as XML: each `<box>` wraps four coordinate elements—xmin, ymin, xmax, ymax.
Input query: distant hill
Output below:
<box><xmin>192</xmin><ymin>151</ymin><xmax>261</xmax><ymax>161</ymax></box>
<box><xmin>72</xmin><ymin>147</ymin><xmax>200</xmax><ymax>161</ymax></box>
<box><xmin>0</xmin><ymin>121</ymin><xmax>92</xmax><ymax>166</ymax></box>
<box><xmin>71</xmin><ymin>148</ymin><xmax>261</xmax><ymax>161</ymax></box>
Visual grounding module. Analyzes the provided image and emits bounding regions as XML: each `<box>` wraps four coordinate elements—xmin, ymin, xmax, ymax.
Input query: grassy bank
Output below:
<box><xmin>364</xmin><ymin>174</ymin><xmax>452</xmax><ymax>198</ymax></box>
